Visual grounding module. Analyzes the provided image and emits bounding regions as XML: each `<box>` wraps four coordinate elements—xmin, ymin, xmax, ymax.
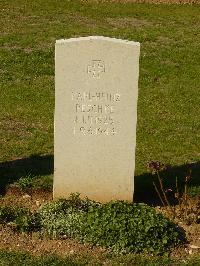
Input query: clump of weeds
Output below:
<box><xmin>148</xmin><ymin>161</ymin><xmax>200</xmax><ymax>225</ymax></box>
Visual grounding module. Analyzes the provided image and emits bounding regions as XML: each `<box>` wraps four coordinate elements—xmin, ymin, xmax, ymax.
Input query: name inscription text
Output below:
<box><xmin>72</xmin><ymin>91</ymin><xmax>121</xmax><ymax>136</ymax></box>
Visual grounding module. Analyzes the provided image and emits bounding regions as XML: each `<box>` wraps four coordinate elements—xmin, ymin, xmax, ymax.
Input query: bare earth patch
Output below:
<box><xmin>1</xmin><ymin>187</ymin><xmax>52</xmax><ymax>211</ymax></box>
<box><xmin>0</xmin><ymin>225</ymin><xmax>105</xmax><ymax>258</ymax></box>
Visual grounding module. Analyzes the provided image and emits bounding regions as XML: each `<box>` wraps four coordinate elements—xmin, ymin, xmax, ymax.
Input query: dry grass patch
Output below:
<box><xmin>106</xmin><ymin>17</ymin><xmax>153</xmax><ymax>28</ymax></box>
<box><xmin>0</xmin><ymin>118</ymin><xmax>45</xmax><ymax>139</ymax></box>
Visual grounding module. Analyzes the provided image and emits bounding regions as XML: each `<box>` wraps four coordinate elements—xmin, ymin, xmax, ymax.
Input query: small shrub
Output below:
<box><xmin>37</xmin><ymin>194</ymin><xmax>98</xmax><ymax>238</ymax></box>
<box><xmin>38</xmin><ymin>205</ymin><xmax>84</xmax><ymax>238</ymax></box>
<box><xmin>1</xmin><ymin>195</ymin><xmax>186</xmax><ymax>254</ymax></box>
<box><xmin>79</xmin><ymin>201</ymin><xmax>186</xmax><ymax>254</ymax></box>
<box><xmin>148</xmin><ymin>161</ymin><xmax>199</xmax><ymax>223</ymax></box>
<box><xmin>14</xmin><ymin>210</ymin><xmax>41</xmax><ymax>233</ymax></box>
<box><xmin>0</xmin><ymin>206</ymin><xmax>40</xmax><ymax>233</ymax></box>
<box><xmin>0</xmin><ymin>206</ymin><xmax>16</xmax><ymax>223</ymax></box>
<box><xmin>38</xmin><ymin>196</ymin><xmax>186</xmax><ymax>254</ymax></box>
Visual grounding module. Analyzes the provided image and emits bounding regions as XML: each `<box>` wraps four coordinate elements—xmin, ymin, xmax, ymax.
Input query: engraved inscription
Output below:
<box><xmin>72</xmin><ymin>92</ymin><xmax>120</xmax><ymax>102</ymax></box>
<box><xmin>87</xmin><ymin>60</ymin><xmax>105</xmax><ymax>78</ymax></box>
<box><xmin>72</xmin><ymin>91</ymin><xmax>121</xmax><ymax>136</ymax></box>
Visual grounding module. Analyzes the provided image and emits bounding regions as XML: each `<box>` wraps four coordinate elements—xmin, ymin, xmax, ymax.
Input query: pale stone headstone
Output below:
<box><xmin>54</xmin><ymin>36</ymin><xmax>140</xmax><ymax>202</ymax></box>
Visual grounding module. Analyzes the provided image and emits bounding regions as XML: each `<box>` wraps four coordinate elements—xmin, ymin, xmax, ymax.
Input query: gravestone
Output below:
<box><xmin>54</xmin><ymin>36</ymin><xmax>140</xmax><ymax>202</ymax></box>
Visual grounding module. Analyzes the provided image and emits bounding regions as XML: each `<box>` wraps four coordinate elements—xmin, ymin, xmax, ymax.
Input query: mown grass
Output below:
<box><xmin>0</xmin><ymin>1</ymin><xmax>200</xmax><ymax>195</ymax></box>
<box><xmin>0</xmin><ymin>250</ymin><xmax>200</xmax><ymax>266</ymax></box>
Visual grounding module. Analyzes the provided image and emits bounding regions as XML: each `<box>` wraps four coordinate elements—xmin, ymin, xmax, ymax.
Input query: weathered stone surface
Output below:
<box><xmin>54</xmin><ymin>36</ymin><xmax>140</xmax><ymax>202</ymax></box>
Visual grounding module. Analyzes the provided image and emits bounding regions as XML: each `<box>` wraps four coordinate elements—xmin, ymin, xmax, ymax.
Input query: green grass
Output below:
<box><xmin>0</xmin><ymin>0</ymin><xmax>199</xmax><ymax>198</ymax></box>
<box><xmin>0</xmin><ymin>250</ymin><xmax>200</xmax><ymax>266</ymax></box>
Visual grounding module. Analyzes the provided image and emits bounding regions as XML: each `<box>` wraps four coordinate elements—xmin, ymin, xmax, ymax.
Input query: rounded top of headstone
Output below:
<box><xmin>56</xmin><ymin>36</ymin><xmax>140</xmax><ymax>46</ymax></box>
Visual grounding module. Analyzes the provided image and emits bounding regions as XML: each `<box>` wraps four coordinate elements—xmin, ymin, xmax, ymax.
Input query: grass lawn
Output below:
<box><xmin>0</xmin><ymin>0</ymin><xmax>199</xmax><ymax>197</ymax></box>
<box><xmin>0</xmin><ymin>249</ymin><xmax>200</xmax><ymax>266</ymax></box>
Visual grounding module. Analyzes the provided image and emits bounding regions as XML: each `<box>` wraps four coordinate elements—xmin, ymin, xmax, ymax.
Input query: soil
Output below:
<box><xmin>0</xmin><ymin>225</ymin><xmax>105</xmax><ymax>258</ymax></box>
<box><xmin>0</xmin><ymin>187</ymin><xmax>199</xmax><ymax>260</ymax></box>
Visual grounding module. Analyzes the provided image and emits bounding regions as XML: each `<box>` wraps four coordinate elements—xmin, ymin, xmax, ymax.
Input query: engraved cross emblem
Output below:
<box><xmin>87</xmin><ymin>60</ymin><xmax>105</xmax><ymax>78</ymax></box>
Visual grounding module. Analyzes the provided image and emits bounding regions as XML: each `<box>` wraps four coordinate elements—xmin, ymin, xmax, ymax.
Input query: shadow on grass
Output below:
<box><xmin>0</xmin><ymin>154</ymin><xmax>53</xmax><ymax>194</ymax></box>
<box><xmin>0</xmin><ymin>155</ymin><xmax>199</xmax><ymax>205</ymax></box>
<box><xmin>134</xmin><ymin>161</ymin><xmax>200</xmax><ymax>206</ymax></box>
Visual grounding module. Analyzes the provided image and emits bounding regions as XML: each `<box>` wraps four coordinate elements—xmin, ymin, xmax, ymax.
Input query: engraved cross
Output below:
<box><xmin>87</xmin><ymin>60</ymin><xmax>105</xmax><ymax>78</ymax></box>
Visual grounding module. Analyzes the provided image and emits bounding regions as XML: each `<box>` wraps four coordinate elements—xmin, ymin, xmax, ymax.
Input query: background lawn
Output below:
<box><xmin>0</xmin><ymin>0</ymin><xmax>199</xmax><ymax>199</ymax></box>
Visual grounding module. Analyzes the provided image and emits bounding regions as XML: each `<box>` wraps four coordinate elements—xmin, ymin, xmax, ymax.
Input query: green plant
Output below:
<box><xmin>0</xmin><ymin>194</ymin><xmax>186</xmax><ymax>254</ymax></box>
<box><xmin>0</xmin><ymin>206</ymin><xmax>40</xmax><ymax>232</ymax></box>
<box><xmin>37</xmin><ymin>194</ymin><xmax>98</xmax><ymax>238</ymax></box>
<box><xmin>38</xmin><ymin>195</ymin><xmax>186</xmax><ymax>254</ymax></box>
<box><xmin>79</xmin><ymin>201</ymin><xmax>186</xmax><ymax>254</ymax></box>
<box><xmin>14</xmin><ymin>210</ymin><xmax>41</xmax><ymax>233</ymax></box>
<box><xmin>38</xmin><ymin>205</ymin><xmax>84</xmax><ymax>238</ymax></box>
<box><xmin>0</xmin><ymin>206</ymin><xmax>16</xmax><ymax>224</ymax></box>
<box><xmin>17</xmin><ymin>175</ymin><xmax>34</xmax><ymax>191</ymax></box>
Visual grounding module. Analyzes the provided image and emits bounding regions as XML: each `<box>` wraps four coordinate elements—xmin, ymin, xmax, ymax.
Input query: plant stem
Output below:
<box><xmin>184</xmin><ymin>183</ymin><xmax>188</xmax><ymax>221</ymax></box>
<box><xmin>157</xmin><ymin>171</ymin><xmax>173</xmax><ymax>214</ymax></box>
<box><xmin>153</xmin><ymin>181</ymin><xmax>165</xmax><ymax>207</ymax></box>
<box><xmin>176</xmin><ymin>176</ymin><xmax>181</xmax><ymax>216</ymax></box>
